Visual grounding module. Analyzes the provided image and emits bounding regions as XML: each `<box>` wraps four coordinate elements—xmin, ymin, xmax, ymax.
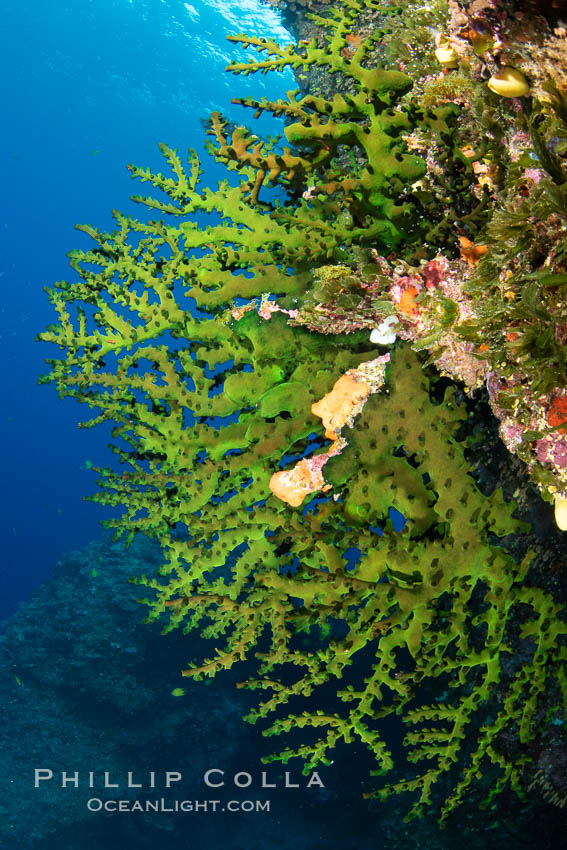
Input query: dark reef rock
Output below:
<box><xmin>1</xmin><ymin>532</ymin><xmax>565</xmax><ymax>849</ymax></box>
<box><xmin>0</xmin><ymin>536</ymin><xmax>374</xmax><ymax>850</ymax></box>
<box><xmin>0</xmin><ymin>536</ymin><xmax>267</xmax><ymax>848</ymax></box>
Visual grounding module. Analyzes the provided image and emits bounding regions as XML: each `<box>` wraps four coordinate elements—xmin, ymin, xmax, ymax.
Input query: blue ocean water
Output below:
<box><xmin>0</xmin><ymin>0</ymin><xmax>293</xmax><ymax>619</ymax></box>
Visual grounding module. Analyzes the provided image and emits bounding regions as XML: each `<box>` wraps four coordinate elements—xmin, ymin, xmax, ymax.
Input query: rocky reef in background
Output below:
<box><xmin>0</xmin><ymin>535</ymin><xmax>384</xmax><ymax>850</ymax></box>
<box><xmin>0</xmin><ymin>531</ymin><xmax>564</xmax><ymax>849</ymax></box>
<box><xmin>0</xmin><ymin>536</ymin><xmax>263</xmax><ymax>849</ymax></box>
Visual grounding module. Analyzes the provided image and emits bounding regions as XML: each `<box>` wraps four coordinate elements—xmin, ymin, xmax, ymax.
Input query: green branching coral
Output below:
<box><xmin>40</xmin><ymin>144</ymin><xmax>376</xmax><ymax>543</ymax></box>
<box><xmin>206</xmin><ymin>0</ymin><xmax>426</xmax><ymax>245</ymax></box>
<box><xmin>38</xmin><ymin>0</ymin><xmax>567</xmax><ymax>826</ymax></box>
<box><xmin>139</xmin><ymin>346</ymin><xmax>564</xmax><ymax>824</ymax></box>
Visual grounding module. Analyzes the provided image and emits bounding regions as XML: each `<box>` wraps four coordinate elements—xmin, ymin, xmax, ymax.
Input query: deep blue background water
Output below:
<box><xmin>0</xmin><ymin>0</ymin><xmax>293</xmax><ymax>619</ymax></box>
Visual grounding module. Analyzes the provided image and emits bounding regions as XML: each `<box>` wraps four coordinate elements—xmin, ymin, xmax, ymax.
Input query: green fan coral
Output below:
<box><xmin>139</xmin><ymin>345</ymin><xmax>564</xmax><ymax>824</ymax></box>
<box><xmin>39</xmin><ymin>152</ymin><xmax>372</xmax><ymax>546</ymax></box>
<box><xmin>206</xmin><ymin>0</ymin><xmax>426</xmax><ymax>246</ymax></box>
<box><xmin>38</xmin><ymin>0</ymin><xmax>567</xmax><ymax>825</ymax></box>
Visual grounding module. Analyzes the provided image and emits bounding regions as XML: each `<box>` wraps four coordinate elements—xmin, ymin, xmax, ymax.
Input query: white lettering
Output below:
<box><xmin>62</xmin><ymin>772</ymin><xmax>79</xmax><ymax>788</ymax></box>
<box><xmin>127</xmin><ymin>772</ymin><xmax>142</xmax><ymax>788</ymax></box>
<box><xmin>234</xmin><ymin>771</ymin><xmax>252</xmax><ymax>788</ymax></box>
<box><xmin>306</xmin><ymin>771</ymin><xmax>325</xmax><ymax>788</ymax></box>
<box><xmin>261</xmin><ymin>772</ymin><xmax>276</xmax><ymax>788</ymax></box>
<box><xmin>34</xmin><ymin>769</ymin><xmax>53</xmax><ymax>787</ymax></box>
<box><xmin>165</xmin><ymin>771</ymin><xmax>182</xmax><ymax>788</ymax></box>
<box><xmin>204</xmin><ymin>769</ymin><xmax>224</xmax><ymax>788</ymax></box>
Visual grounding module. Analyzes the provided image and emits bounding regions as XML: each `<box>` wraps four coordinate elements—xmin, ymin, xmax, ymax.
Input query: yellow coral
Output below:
<box><xmin>554</xmin><ymin>494</ymin><xmax>567</xmax><ymax>531</ymax></box>
<box><xmin>435</xmin><ymin>45</ymin><xmax>458</xmax><ymax>68</ymax></box>
<box><xmin>487</xmin><ymin>67</ymin><xmax>530</xmax><ymax>98</ymax></box>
